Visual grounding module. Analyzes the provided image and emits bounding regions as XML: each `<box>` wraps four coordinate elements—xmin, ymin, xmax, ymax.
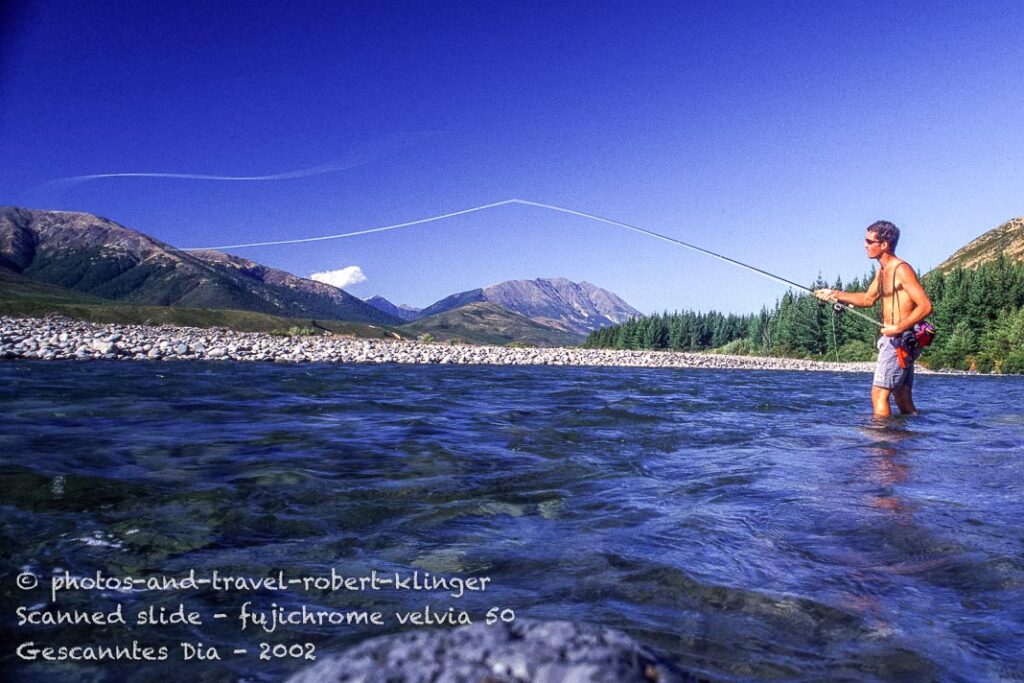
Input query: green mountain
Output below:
<box><xmin>401</xmin><ymin>301</ymin><xmax>583</xmax><ymax>347</ymax></box>
<box><xmin>0</xmin><ymin>206</ymin><xmax>402</xmax><ymax>325</ymax></box>
<box><xmin>0</xmin><ymin>265</ymin><xmax>409</xmax><ymax>337</ymax></box>
<box><xmin>933</xmin><ymin>217</ymin><xmax>1024</xmax><ymax>273</ymax></box>
<box><xmin>0</xmin><ymin>264</ymin><xmax>111</xmax><ymax>306</ymax></box>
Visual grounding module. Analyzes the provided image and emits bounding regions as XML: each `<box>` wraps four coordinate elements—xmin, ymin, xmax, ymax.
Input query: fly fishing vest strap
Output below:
<box><xmin>891</xmin><ymin>261</ymin><xmax>906</xmax><ymax>326</ymax></box>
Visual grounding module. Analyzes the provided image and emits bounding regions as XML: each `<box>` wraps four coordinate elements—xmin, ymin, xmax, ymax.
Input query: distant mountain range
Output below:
<box><xmin>364</xmin><ymin>295</ymin><xmax>421</xmax><ymax>322</ymax></box>
<box><xmin>932</xmin><ymin>217</ymin><xmax>1024</xmax><ymax>273</ymax></box>
<box><xmin>367</xmin><ymin>277</ymin><xmax>640</xmax><ymax>335</ymax></box>
<box><xmin>0</xmin><ymin>207</ymin><xmax>401</xmax><ymax>325</ymax></box>
<box><xmin>0</xmin><ymin>207</ymin><xmax>640</xmax><ymax>346</ymax></box>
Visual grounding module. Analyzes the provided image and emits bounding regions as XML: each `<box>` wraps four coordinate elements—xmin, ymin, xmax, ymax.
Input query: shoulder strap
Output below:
<box><xmin>891</xmin><ymin>262</ymin><xmax>908</xmax><ymax>325</ymax></box>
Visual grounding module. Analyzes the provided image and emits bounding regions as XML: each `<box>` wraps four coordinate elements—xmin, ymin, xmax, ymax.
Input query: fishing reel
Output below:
<box><xmin>816</xmin><ymin>297</ymin><xmax>847</xmax><ymax>315</ymax></box>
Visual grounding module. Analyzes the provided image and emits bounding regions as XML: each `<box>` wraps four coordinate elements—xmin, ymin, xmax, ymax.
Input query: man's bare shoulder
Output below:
<box><xmin>894</xmin><ymin>260</ymin><xmax>920</xmax><ymax>282</ymax></box>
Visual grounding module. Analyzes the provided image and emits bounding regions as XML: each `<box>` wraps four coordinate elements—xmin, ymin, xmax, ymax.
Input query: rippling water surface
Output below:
<box><xmin>1</xmin><ymin>361</ymin><xmax>1022</xmax><ymax>682</ymax></box>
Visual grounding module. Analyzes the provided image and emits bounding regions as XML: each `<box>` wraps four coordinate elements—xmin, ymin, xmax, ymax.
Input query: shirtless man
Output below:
<box><xmin>815</xmin><ymin>221</ymin><xmax>933</xmax><ymax>416</ymax></box>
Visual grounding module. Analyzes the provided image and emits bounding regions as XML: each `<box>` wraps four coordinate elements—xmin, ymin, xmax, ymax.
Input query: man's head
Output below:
<box><xmin>865</xmin><ymin>220</ymin><xmax>899</xmax><ymax>257</ymax></box>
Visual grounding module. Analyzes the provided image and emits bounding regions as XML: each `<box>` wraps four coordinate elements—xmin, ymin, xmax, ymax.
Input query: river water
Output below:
<box><xmin>1</xmin><ymin>361</ymin><xmax>1021</xmax><ymax>682</ymax></box>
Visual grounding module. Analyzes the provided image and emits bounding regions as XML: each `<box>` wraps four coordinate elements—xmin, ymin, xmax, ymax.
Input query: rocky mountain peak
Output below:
<box><xmin>364</xmin><ymin>296</ymin><xmax>422</xmax><ymax>322</ymax></box>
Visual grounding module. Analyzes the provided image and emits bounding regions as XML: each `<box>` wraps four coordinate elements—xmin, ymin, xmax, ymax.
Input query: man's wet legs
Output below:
<box><xmin>872</xmin><ymin>386</ymin><xmax>892</xmax><ymax>416</ymax></box>
<box><xmin>872</xmin><ymin>385</ymin><xmax>917</xmax><ymax>416</ymax></box>
<box><xmin>893</xmin><ymin>385</ymin><xmax>917</xmax><ymax>415</ymax></box>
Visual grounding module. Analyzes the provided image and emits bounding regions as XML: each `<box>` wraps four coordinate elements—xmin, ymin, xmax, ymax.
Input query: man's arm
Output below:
<box><xmin>880</xmin><ymin>265</ymin><xmax>933</xmax><ymax>335</ymax></box>
<box><xmin>814</xmin><ymin>271</ymin><xmax>880</xmax><ymax>307</ymax></box>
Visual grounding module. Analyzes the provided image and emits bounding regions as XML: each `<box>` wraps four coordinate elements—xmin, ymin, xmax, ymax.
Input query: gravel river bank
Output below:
<box><xmin>0</xmin><ymin>315</ymin><xmax>887</xmax><ymax>372</ymax></box>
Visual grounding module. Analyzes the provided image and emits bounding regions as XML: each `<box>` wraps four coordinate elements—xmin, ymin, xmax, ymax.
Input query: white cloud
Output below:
<box><xmin>310</xmin><ymin>266</ymin><xmax>367</xmax><ymax>289</ymax></box>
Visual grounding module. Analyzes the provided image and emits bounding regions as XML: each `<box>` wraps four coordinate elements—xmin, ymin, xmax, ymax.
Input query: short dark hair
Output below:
<box><xmin>867</xmin><ymin>220</ymin><xmax>899</xmax><ymax>251</ymax></box>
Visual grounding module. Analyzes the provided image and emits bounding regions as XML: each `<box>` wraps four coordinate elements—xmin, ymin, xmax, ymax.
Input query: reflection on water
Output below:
<box><xmin>1</xmin><ymin>361</ymin><xmax>1022</xmax><ymax>682</ymax></box>
<box><xmin>862</xmin><ymin>421</ymin><xmax>916</xmax><ymax>518</ymax></box>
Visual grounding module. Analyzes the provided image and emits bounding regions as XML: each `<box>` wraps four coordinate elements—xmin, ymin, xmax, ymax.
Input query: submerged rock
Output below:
<box><xmin>286</xmin><ymin>619</ymin><xmax>702</xmax><ymax>683</ymax></box>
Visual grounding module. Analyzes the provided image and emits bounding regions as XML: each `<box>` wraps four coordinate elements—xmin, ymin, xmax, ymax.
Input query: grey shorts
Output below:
<box><xmin>873</xmin><ymin>336</ymin><xmax>921</xmax><ymax>390</ymax></box>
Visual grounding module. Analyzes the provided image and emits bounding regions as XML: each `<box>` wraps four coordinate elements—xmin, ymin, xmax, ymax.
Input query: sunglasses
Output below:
<box><xmin>865</xmin><ymin>238</ymin><xmax>884</xmax><ymax>245</ymax></box>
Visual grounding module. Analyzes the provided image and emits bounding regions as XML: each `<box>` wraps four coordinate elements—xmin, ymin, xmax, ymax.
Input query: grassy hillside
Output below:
<box><xmin>933</xmin><ymin>217</ymin><xmax>1024</xmax><ymax>273</ymax></box>
<box><xmin>0</xmin><ymin>267</ymin><xmax>410</xmax><ymax>338</ymax></box>
<box><xmin>401</xmin><ymin>301</ymin><xmax>583</xmax><ymax>347</ymax></box>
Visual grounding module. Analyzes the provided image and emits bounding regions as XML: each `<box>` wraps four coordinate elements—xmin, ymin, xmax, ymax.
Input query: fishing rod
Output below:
<box><xmin>187</xmin><ymin>198</ymin><xmax>882</xmax><ymax>328</ymax></box>
<box><xmin>509</xmin><ymin>199</ymin><xmax>882</xmax><ymax>328</ymax></box>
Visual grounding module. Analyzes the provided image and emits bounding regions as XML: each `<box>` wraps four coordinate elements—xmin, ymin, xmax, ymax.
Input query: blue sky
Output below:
<box><xmin>2</xmin><ymin>1</ymin><xmax>1023</xmax><ymax>314</ymax></box>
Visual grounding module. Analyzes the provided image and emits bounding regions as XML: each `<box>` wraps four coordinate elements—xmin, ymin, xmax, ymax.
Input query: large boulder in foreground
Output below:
<box><xmin>286</xmin><ymin>619</ymin><xmax>701</xmax><ymax>683</ymax></box>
